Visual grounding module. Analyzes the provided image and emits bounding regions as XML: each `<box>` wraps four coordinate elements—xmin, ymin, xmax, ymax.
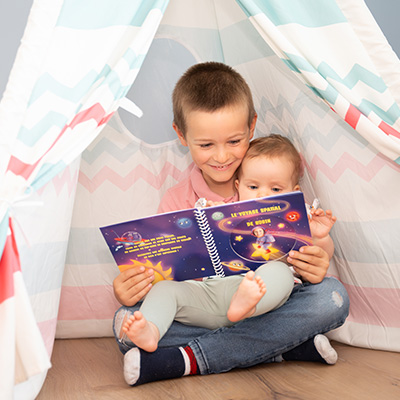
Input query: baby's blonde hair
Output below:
<box><xmin>238</xmin><ymin>134</ymin><xmax>303</xmax><ymax>185</ymax></box>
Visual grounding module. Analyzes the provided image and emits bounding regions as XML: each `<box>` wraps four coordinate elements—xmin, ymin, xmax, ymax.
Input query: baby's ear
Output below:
<box><xmin>235</xmin><ymin>179</ymin><xmax>240</xmax><ymax>190</ymax></box>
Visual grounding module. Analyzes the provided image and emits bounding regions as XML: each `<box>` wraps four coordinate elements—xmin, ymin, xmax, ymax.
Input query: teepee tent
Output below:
<box><xmin>1</xmin><ymin>0</ymin><xmax>399</xmax><ymax>398</ymax></box>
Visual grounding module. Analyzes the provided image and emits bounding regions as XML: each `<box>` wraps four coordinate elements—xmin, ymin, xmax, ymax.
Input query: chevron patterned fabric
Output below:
<box><xmin>1</xmin><ymin>0</ymin><xmax>399</xmax><ymax>398</ymax></box>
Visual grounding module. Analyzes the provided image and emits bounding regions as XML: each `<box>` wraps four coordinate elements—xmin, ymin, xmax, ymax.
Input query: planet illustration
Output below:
<box><xmin>221</xmin><ymin>260</ymin><xmax>250</xmax><ymax>272</ymax></box>
<box><xmin>212</xmin><ymin>211</ymin><xmax>224</xmax><ymax>221</ymax></box>
<box><xmin>286</xmin><ymin>211</ymin><xmax>300</xmax><ymax>222</ymax></box>
<box><xmin>176</xmin><ymin>217</ymin><xmax>193</xmax><ymax>228</ymax></box>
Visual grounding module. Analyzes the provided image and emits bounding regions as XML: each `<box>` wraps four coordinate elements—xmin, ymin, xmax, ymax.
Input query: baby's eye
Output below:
<box><xmin>249</xmin><ymin>185</ymin><xmax>258</xmax><ymax>190</ymax></box>
<box><xmin>271</xmin><ymin>187</ymin><xmax>281</xmax><ymax>192</ymax></box>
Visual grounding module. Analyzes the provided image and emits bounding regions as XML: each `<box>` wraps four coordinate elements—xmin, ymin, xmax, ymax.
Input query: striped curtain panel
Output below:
<box><xmin>236</xmin><ymin>0</ymin><xmax>400</xmax><ymax>163</ymax></box>
<box><xmin>0</xmin><ymin>0</ymin><xmax>168</xmax><ymax>397</ymax></box>
<box><xmin>236</xmin><ymin>0</ymin><xmax>400</xmax><ymax>349</ymax></box>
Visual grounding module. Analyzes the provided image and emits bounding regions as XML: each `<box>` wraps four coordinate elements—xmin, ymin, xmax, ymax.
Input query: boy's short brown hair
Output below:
<box><xmin>238</xmin><ymin>134</ymin><xmax>303</xmax><ymax>185</ymax></box>
<box><xmin>172</xmin><ymin>62</ymin><xmax>256</xmax><ymax>135</ymax></box>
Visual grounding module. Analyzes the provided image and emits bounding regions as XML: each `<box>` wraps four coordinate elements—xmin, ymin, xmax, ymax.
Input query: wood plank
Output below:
<box><xmin>37</xmin><ymin>338</ymin><xmax>400</xmax><ymax>400</ymax></box>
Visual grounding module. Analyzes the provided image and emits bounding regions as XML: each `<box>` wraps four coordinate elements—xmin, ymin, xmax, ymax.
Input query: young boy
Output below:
<box><xmin>121</xmin><ymin>135</ymin><xmax>336</xmax><ymax>357</ymax></box>
<box><xmin>113</xmin><ymin>62</ymin><xmax>349</xmax><ymax>386</ymax></box>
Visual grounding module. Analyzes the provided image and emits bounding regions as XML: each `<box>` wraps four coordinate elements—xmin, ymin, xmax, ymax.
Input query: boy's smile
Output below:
<box><xmin>174</xmin><ymin>103</ymin><xmax>256</xmax><ymax>197</ymax></box>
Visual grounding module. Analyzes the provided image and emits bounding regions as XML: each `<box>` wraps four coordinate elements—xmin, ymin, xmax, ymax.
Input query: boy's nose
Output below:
<box><xmin>214</xmin><ymin>148</ymin><xmax>229</xmax><ymax>164</ymax></box>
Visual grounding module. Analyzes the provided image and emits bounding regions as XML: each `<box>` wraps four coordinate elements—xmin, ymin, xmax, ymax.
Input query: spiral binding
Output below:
<box><xmin>194</xmin><ymin>208</ymin><xmax>225</xmax><ymax>277</ymax></box>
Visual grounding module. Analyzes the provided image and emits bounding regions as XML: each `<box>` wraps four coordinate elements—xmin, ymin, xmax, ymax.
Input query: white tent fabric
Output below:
<box><xmin>1</xmin><ymin>0</ymin><xmax>399</xmax><ymax>399</ymax></box>
<box><xmin>59</xmin><ymin>0</ymin><xmax>400</xmax><ymax>346</ymax></box>
<box><xmin>0</xmin><ymin>0</ymin><xmax>167</xmax><ymax>397</ymax></box>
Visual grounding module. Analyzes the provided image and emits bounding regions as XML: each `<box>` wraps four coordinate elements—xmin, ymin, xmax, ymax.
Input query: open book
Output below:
<box><xmin>100</xmin><ymin>191</ymin><xmax>312</xmax><ymax>282</ymax></box>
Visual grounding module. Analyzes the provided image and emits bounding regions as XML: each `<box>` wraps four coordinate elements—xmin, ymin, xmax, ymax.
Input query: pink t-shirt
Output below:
<box><xmin>158</xmin><ymin>165</ymin><xmax>238</xmax><ymax>213</ymax></box>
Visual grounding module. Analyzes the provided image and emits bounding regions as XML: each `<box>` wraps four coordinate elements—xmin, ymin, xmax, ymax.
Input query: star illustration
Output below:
<box><xmin>251</xmin><ymin>243</ymin><xmax>279</xmax><ymax>260</ymax></box>
<box><xmin>235</xmin><ymin>235</ymin><xmax>243</xmax><ymax>242</ymax></box>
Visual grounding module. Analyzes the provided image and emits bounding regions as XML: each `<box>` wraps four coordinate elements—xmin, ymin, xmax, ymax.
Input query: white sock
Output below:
<box><xmin>124</xmin><ymin>348</ymin><xmax>141</xmax><ymax>385</ymax></box>
<box><xmin>314</xmin><ymin>334</ymin><xmax>338</xmax><ymax>365</ymax></box>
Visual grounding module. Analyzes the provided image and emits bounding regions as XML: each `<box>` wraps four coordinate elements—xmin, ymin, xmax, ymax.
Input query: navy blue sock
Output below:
<box><xmin>282</xmin><ymin>334</ymin><xmax>337</xmax><ymax>365</ymax></box>
<box><xmin>124</xmin><ymin>346</ymin><xmax>197</xmax><ymax>386</ymax></box>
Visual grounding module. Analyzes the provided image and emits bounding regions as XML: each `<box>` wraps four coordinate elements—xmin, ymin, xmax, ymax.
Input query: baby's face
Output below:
<box><xmin>236</xmin><ymin>155</ymin><xmax>299</xmax><ymax>201</ymax></box>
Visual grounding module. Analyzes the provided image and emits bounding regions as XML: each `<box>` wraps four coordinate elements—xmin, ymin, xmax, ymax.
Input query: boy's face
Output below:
<box><xmin>174</xmin><ymin>103</ymin><xmax>256</xmax><ymax>195</ymax></box>
<box><xmin>236</xmin><ymin>155</ymin><xmax>300</xmax><ymax>201</ymax></box>
<box><xmin>253</xmin><ymin>227</ymin><xmax>264</xmax><ymax>237</ymax></box>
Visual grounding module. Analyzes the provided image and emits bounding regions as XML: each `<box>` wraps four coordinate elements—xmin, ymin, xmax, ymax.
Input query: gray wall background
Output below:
<box><xmin>1</xmin><ymin>0</ymin><xmax>399</xmax><ymax>101</ymax></box>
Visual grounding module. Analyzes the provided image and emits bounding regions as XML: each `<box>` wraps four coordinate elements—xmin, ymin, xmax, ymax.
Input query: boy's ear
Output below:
<box><xmin>173</xmin><ymin>122</ymin><xmax>188</xmax><ymax>146</ymax></box>
<box><xmin>249</xmin><ymin>113</ymin><xmax>257</xmax><ymax>140</ymax></box>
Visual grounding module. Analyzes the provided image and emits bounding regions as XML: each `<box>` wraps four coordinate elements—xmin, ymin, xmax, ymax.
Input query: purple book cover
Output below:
<box><xmin>100</xmin><ymin>191</ymin><xmax>312</xmax><ymax>282</ymax></box>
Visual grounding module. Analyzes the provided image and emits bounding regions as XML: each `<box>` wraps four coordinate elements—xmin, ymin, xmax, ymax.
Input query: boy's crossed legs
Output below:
<box><xmin>118</xmin><ymin>277</ymin><xmax>348</xmax><ymax>386</ymax></box>
<box><xmin>122</xmin><ymin>270</ymin><xmax>268</xmax><ymax>352</ymax></box>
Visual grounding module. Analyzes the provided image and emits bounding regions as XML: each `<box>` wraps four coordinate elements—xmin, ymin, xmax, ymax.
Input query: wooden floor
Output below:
<box><xmin>37</xmin><ymin>337</ymin><xmax>400</xmax><ymax>400</ymax></box>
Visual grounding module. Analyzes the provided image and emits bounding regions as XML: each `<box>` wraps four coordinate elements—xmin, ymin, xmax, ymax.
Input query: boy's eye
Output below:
<box><xmin>199</xmin><ymin>143</ymin><xmax>212</xmax><ymax>148</ymax></box>
<box><xmin>229</xmin><ymin>139</ymin><xmax>240</xmax><ymax>145</ymax></box>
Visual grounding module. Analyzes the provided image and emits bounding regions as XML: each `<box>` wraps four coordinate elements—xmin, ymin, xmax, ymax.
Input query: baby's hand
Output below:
<box><xmin>309</xmin><ymin>208</ymin><xmax>336</xmax><ymax>239</ymax></box>
<box><xmin>195</xmin><ymin>198</ymin><xmax>225</xmax><ymax>208</ymax></box>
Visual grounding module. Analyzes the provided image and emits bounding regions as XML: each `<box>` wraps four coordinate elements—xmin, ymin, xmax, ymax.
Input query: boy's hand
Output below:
<box><xmin>113</xmin><ymin>267</ymin><xmax>155</xmax><ymax>306</ymax></box>
<box><xmin>309</xmin><ymin>208</ymin><xmax>336</xmax><ymax>239</ymax></box>
<box><xmin>287</xmin><ymin>245</ymin><xmax>329</xmax><ymax>284</ymax></box>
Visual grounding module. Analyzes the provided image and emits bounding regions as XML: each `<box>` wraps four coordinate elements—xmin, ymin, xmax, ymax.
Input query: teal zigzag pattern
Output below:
<box><xmin>19</xmin><ymin>51</ymin><xmax>145</xmax><ymax>146</ymax></box>
<box><xmin>29</xmin><ymin>69</ymin><xmax>108</xmax><ymax>105</ymax></box>
<box><xmin>257</xmin><ymin>94</ymin><xmax>368</xmax><ymax>150</ymax></box>
<box><xmin>18</xmin><ymin>111</ymin><xmax>69</xmax><ymax>146</ymax></box>
<box><xmin>285</xmin><ymin>54</ymin><xmax>386</xmax><ymax>92</ymax></box>
<box><xmin>283</xmin><ymin>53</ymin><xmax>400</xmax><ymax>123</ymax></box>
<box><xmin>257</xmin><ymin>92</ymin><xmax>328</xmax><ymax>123</ymax></box>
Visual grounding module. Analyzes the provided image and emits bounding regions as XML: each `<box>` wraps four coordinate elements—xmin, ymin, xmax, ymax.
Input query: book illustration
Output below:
<box><xmin>100</xmin><ymin>191</ymin><xmax>313</xmax><ymax>282</ymax></box>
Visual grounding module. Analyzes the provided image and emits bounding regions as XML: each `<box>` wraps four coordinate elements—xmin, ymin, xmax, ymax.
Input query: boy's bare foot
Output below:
<box><xmin>122</xmin><ymin>311</ymin><xmax>160</xmax><ymax>352</ymax></box>
<box><xmin>227</xmin><ymin>271</ymin><xmax>266</xmax><ymax>322</ymax></box>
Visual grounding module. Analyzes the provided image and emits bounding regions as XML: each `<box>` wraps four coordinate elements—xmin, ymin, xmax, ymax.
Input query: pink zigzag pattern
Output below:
<box><xmin>78</xmin><ymin>161</ymin><xmax>193</xmax><ymax>193</ymax></box>
<box><xmin>37</xmin><ymin>166</ymin><xmax>79</xmax><ymax>197</ymax></box>
<box><xmin>305</xmin><ymin>152</ymin><xmax>399</xmax><ymax>183</ymax></box>
<box><xmin>78</xmin><ymin>152</ymin><xmax>399</xmax><ymax>192</ymax></box>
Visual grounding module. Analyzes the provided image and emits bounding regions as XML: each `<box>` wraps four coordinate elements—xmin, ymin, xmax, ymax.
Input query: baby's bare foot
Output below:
<box><xmin>122</xmin><ymin>311</ymin><xmax>160</xmax><ymax>352</ymax></box>
<box><xmin>227</xmin><ymin>271</ymin><xmax>266</xmax><ymax>322</ymax></box>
